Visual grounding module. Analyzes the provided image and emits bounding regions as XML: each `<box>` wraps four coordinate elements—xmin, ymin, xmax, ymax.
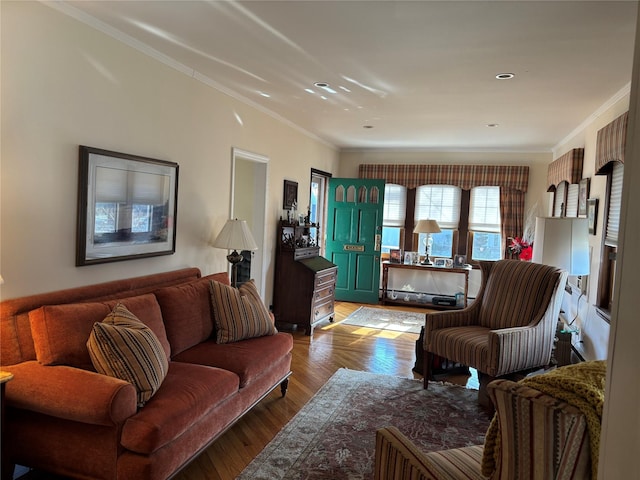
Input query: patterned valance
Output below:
<box><xmin>546</xmin><ymin>148</ymin><xmax>584</xmax><ymax>192</ymax></box>
<box><xmin>358</xmin><ymin>164</ymin><xmax>529</xmax><ymax>192</ymax></box>
<box><xmin>596</xmin><ymin>111</ymin><xmax>628</xmax><ymax>175</ymax></box>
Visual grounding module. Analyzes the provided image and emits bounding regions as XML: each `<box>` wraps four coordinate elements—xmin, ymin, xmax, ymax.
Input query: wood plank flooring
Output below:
<box><xmin>17</xmin><ymin>302</ymin><xmax>475</xmax><ymax>480</ymax></box>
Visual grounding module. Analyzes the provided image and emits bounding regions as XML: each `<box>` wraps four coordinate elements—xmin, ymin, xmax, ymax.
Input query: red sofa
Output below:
<box><xmin>0</xmin><ymin>268</ymin><xmax>293</xmax><ymax>479</ymax></box>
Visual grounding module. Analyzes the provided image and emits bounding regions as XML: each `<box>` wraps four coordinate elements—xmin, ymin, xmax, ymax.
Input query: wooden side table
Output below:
<box><xmin>1</xmin><ymin>371</ymin><xmax>14</xmax><ymax>480</ymax></box>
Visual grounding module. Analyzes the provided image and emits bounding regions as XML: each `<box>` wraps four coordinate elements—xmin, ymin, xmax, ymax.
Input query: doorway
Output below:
<box><xmin>231</xmin><ymin>148</ymin><xmax>269</xmax><ymax>297</ymax></box>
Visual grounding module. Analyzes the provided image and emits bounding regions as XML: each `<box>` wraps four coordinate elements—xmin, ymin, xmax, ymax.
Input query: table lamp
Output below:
<box><xmin>212</xmin><ymin>219</ymin><xmax>258</xmax><ymax>287</ymax></box>
<box><xmin>413</xmin><ymin>219</ymin><xmax>441</xmax><ymax>265</ymax></box>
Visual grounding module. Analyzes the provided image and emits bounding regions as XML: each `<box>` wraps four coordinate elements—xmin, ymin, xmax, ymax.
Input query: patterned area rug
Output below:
<box><xmin>238</xmin><ymin>368</ymin><xmax>491</xmax><ymax>480</ymax></box>
<box><xmin>339</xmin><ymin>306</ymin><xmax>424</xmax><ymax>334</ymax></box>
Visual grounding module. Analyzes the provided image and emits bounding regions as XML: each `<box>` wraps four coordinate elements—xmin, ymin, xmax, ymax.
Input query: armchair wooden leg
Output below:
<box><xmin>423</xmin><ymin>352</ymin><xmax>431</xmax><ymax>389</ymax></box>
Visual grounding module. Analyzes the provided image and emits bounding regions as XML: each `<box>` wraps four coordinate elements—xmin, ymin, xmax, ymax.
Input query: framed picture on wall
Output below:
<box><xmin>76</xmin><ymin>145</ymin><xmax>179</xmax><ymax>266</ymax></box>
<box><xmin>578</xmin><ymin>178</ymin><xmax>590</xmax><ymax>217</ymax></box>
<box><xmin>283</xmin><ymin>180</ymin><xmax>298</xmax><ymax>209</ymax></box>
<box><xmin>587</xmin><ymin>198</ymin><xmax>599</xmax><ymax>235</ymax></box>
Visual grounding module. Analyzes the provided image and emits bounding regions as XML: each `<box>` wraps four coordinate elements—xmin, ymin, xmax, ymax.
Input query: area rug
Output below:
<box><xmin>339</xmin><ymin>306</ymin><xmax>424</xmax><ymax>334</ymax></box>
<box><xmin>238</xmin><ymin>368</ymin><xmax>491</xmax><ymax>480</ymax></box>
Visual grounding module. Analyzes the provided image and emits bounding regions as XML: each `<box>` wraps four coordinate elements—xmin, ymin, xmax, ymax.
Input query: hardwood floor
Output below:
<box><xmin>17</xmin><ymin>302</ymin><xmax>475</xmax><ymax>480</ymax></box>
<box><xmin>175</xmin><ymin>301</ymin><xmax>474</xmax><ymax>480</ymax></box>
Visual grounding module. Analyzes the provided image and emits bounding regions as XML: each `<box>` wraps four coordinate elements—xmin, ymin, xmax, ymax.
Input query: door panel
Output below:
<box><xmin>326</xmin><ymin>178</ymin><xmax>385</xmax><ymax>303</ymax></box>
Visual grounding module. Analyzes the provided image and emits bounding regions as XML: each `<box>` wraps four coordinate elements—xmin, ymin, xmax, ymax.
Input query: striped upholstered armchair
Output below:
<box><xmin>375</xmin><ymin>374</ymin><xmax>595</xmax><ymax>480</ymax></box>
<box><xmin>423</xmin><ymin>260</ymin><xmax>568</xmax><ymax>391</ymax></box>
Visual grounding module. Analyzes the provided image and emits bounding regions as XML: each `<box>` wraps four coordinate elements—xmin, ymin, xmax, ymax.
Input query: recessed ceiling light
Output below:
<box><xmin>486</xmin><ymin>123</ymin><xmax>499</xmax><ymax>127</ymax></box>
<box><xmin>495</xmin><ymin>73</ymin><xmax>515</xmax><ymax>80</ymax></box>
<box><xmin>314</xmin><ymin>82</ymin><xmax>337</xmax><ymax>94</ymax></box>
<box><xmin>363</xmin><ymin>125</ymin><xmax>374</xmax><ymax>129</ymax></box>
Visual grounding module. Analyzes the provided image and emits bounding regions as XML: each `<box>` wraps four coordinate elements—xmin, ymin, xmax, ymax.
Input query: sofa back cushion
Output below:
<box><xmin>154</xmin><ymin>276</ymin><xmax>218</xmax><ymax>356</ymax></box>
<box><xmin>478</xmin><ymin>260</ymin><xmax>562</xmax><ymax>329</ymax></box>
<box><xmin>29</xmin><ymin>294</ymin><xmax>169</xmax><ymax>369</ymax></box>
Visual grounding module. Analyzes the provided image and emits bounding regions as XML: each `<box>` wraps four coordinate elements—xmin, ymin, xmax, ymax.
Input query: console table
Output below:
<box><xmin>381</xmin><ymin>261</ymin><xmax>470</xmax><ymax>309</ymax></box>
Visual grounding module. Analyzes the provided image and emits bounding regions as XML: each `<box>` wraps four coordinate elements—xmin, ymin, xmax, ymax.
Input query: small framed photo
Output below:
<box><xmin>433</xmin><ymin>258</ymin><xmax>446</xmax><ymax>267</ymax></box>
<box><xmin>587</xmin><ymin>198</ymin><xmax>598</xmax><ymax>235</ymax></box>
<box><xmin>578</xmin><ymin>178</ymin><xmax>590</xmax><ymax>217</ymax></box>
<box><xmin>453</xmin><ymin>254</ymin><xmax>467</xmax><ymax>267</ymax></box>
<box><xmin>389</xmin><ymin>249</ymin><xmax>402</xmax><ymax>263</ymax></box>
<box><xmin>444</xmin><ymin>258</ymin><xmax>454</xmax><ymax>268</ymax></box>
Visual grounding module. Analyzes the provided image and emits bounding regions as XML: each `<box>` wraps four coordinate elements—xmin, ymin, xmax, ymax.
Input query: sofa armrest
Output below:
<box><xmin>4</xmin><ymin>361</ymin><xmax>137</xmax><ymax>425</ymax></box>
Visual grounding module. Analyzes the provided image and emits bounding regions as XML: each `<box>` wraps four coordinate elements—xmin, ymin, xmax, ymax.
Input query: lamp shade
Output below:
<box><xmin>532</xmin><ymin>217</ymin><xmax>589</xmax><ymax>276</ymax></box>
<box><xmin>413</xmin><ymin>219</ymin><xmax>441</xmax><ymax>234</ymax></box>
<box><xmin>212</xmin><ymin>219</ymin><xmax>258</xmax><ymax>251</ymax></box>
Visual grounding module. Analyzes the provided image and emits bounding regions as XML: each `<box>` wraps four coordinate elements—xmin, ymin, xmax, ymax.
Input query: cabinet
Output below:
<box><xmin>273</xmin><ymin>220</ymin><xmax>337</xmax><ymax>336</ymax></box>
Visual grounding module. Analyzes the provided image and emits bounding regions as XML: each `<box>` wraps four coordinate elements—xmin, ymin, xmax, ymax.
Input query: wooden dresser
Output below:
<box><xmin>273</xmin><ymin>220</ymin><xmax>337</xmax><ymax>336</ymax></box>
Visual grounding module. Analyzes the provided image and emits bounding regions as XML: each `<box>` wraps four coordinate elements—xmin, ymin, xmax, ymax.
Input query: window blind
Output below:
<box><xmin>565</xmin><ymin>184</ymin><xmax>579</xmax><ymax>218</ymax></box>
<box><xmin>554</xmin><ymin>181</ymin><xmax>567</xmax><ymax>217</ymax></box>
<box><xmin>469</xmin><ymin>186</ymin><xmax>501</xmax><ymax>232</ymax></box>
<box><xmin>414</xmin><ymin>185</ymin><xmax>461</xmax><ymax>229</ymax></box>
<box><xmin>383</xmin><ymin>183</ymin><xmax>406</xmax><ymax>227</ymax></box>
<box><xmin>605</xmin><ymin>162</ymin><xmax>624</xmax><ymax>247</ymax></box>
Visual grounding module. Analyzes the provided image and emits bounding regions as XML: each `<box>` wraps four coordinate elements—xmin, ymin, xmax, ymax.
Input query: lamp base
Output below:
<box><xmin>226</xmin><ymin>250</ymin><xmax>244</xmax><ymax>287</ymax></box>
<box><xmin>421</xmin><ymin>259</ymin><xmax>432</xmax><ymax>266</ymax></box>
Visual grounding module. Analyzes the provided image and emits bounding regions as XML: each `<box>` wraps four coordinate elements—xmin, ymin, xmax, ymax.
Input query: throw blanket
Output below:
<box><xmin>481</xmin><ymin>361</ymin><xmax>606</xmax><ymax>480</ymax></box>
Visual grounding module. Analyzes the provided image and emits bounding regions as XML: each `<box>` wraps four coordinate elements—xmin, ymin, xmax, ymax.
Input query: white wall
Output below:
<box><xmin>0</xmin><ymin>1</ymin><xmax>339</xmax><ymax>305</ymax></box>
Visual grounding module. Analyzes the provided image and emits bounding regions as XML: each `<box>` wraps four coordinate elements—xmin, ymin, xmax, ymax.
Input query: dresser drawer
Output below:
<box><xmin>314</xmin><ymin>283</ymin><xmax>334</xmax><ymax>303</ymax></box>
<box><xmin>312</xmin><ymin>298</ymin><xmax>334</xmax><ymax>322</ymax></box>
<box><xmin>315</xmin><ymin>267</ymin><xmax>337</xmax><ymax>288</ymax></box>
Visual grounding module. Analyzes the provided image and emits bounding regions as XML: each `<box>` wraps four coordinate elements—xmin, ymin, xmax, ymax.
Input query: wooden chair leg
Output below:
<box><xmin>423</xmin><ymin>351</ymin><xmax>431</xmax><ymax>389</ymax></box>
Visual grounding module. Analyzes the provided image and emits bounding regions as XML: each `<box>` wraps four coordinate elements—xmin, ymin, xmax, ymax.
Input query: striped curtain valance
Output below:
<box><xmin>546</xmin><ymin>148</ymin><xmax>584</xmax><ymax>192</ymax></box>
<box><xmin>358</xmin><ymin>164</ymin><xmax>529</xmax><ymax>192</ymax></box>
<box><xmin>596</xmin><ymin>111</ymin><xmax>628</xmax><ymax>174</ymax></box>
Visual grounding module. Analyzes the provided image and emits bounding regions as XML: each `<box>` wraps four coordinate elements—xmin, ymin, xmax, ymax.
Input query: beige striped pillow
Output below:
<box><xmin>210</xmin><ymin>280</ymin><xmax>277</xmax><ymax>344</ymax></box>
<box><xmin>87</xmin><ymin>303</ymin><xmax>169</xmax><ymax>407</ymax></box>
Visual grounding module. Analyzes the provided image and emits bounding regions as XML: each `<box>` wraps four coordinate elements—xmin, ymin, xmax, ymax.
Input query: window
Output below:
<box><xmin>381</xmin><ymin>184</ymin><xmax>406</xmax><ymax>253</ymax></box>
<box><xmin>598</xmin><ymin>162</ymin><xmax>624</xmax><ymax>315</ymax></box>
<box><xmin>469</xmin><ymin>186</ymin><xmax>502</xmax><ymax>261</ymax></box>
<box><xmin>553</xmin><ymin>181</ymin><xmax>567</xmax><ymax>217</ymax></box>
<box><xmin>565</xmin><ymin>184</ymin><xmax>579</xmax><ymax>218</ymax></box>
<box><xmin>309</xmin><ymin>169</ymin><xmax>330</xmax><ymax>255</ymax></box>
<box><xmin>415</xmin><ymin>185</ymin><xmax>461</xmax><ymax>258</ymax></box>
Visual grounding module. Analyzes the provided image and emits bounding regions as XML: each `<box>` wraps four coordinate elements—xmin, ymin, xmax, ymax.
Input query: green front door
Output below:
<box><xmin>326</xmin><ymin>178</ymin><xmax>385</xmax><ymax>303</ymax></box>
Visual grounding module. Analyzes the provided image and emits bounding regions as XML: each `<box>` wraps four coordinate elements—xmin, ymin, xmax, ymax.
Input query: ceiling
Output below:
<box><xmin>60</xmin><ymin>0</ymin><xmax>638</xmax><ymax>152</ymax></box>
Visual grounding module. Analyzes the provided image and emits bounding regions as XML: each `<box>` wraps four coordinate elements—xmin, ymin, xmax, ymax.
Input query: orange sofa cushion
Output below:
<box><xmin>29</xmin><ymin>294</ymin><xmax>169</xmax><ymax>369</ymax></box>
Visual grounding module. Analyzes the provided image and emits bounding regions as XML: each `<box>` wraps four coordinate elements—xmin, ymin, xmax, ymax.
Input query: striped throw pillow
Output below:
<box><xmin>87</xmin><ymin>303</ymin><xmax>169</xmax><ymax>407</ymax></box>
<box><xmin>210</xmin><ymin>280</ymin><xmax>277</xmax><ymax>344</ymax></box>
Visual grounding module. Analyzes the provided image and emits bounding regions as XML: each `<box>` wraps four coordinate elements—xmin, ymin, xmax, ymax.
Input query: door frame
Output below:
<box><xmin>230</xmin><ymin>147</ymin><xmax>269</xmax><ymax>297</ymax></box>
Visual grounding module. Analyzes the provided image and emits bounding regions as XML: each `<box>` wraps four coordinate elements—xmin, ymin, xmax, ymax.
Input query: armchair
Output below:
<box><xmin>423</xmin><ymin>260</ymin><xmax>567</xmax><ymax>391</ymax></box>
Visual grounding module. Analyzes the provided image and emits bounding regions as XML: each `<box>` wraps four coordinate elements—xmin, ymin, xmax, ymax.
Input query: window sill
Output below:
<box><xmin>595</xmin><ymin>306</ymin><xmax>611</xmax><ymax>324</ymax></box>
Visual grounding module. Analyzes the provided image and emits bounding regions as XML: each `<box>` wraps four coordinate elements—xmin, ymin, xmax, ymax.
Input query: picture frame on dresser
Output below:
<box><xmin>76</xmin><ymin>145</ymin><xmax>179</xmax><ymax>266</ymax></box>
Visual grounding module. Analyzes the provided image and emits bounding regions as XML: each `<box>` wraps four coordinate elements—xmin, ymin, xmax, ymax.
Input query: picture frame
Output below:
<box><xmin>433</xmin><ymin>258</ymin><xmax>447</xmax><ymax>267</ymax></box>
<box><xmin>587</xmin><ymin>198</ymin><xmax>599</xmax><ymax>235</ymax></box>
<box><xmin>389</xmin><ymin>249</ymin><xmax>402</xmax><ymax>263</ymax></box>
<box><xmin>76</xmin><ymin>146</ymin><xmax>179</xmax><ymax>266</ymax></box>
<box><xmin>444</xmin><ymin>258</ymin><xmax>454</xmax><ymax>268</ymax></box>
<box><xmin>283</xmin><ymin>180</ymin><xmax>298</xmax><ymax>209</ymax></box>
<box><xmin>453</xmin><ymin>254</ymin><xmax>467</xmax><ymax>268</ymax></box>
<box><xmin>578</xmin><ymin>178</ymin><xmax>590</xmax><ymax>217</ymax></box>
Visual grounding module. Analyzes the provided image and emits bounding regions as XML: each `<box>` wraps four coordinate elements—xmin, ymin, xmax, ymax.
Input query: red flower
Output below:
<box><xmin>507</xmin><ymin>237</ymin><xmax>532</xmax><ymax>260</ymax></box>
